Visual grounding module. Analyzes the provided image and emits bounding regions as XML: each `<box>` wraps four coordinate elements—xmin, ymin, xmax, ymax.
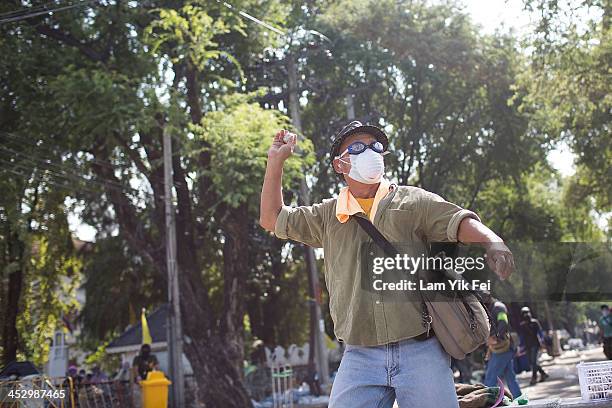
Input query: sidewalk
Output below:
<box><xmin>386</xmin><ymin>346</ymin><xmax>612</xmax><ymax>407</ymax></box>
<box><xmin>517</xmin><ymin>346</ymin><xmax>607</xmax><ymax>401</ymax></box>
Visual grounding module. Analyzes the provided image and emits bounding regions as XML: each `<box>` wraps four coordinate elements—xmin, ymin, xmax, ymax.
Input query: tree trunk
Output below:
<box><xmin>252</xmin><ymin>239</ymin><xmax>284</xmax><ymax>345</ymax></box>
<box><xmin>165</xmin><ymin>143</ymin><xmax>252</xmax><ymax>406</ymax></box>
<box><xmin>220</xmin><ymin>203</ymin><xmax>250</xmax><ymax>374</ymax></box>
<box><xmin>183</xmin><ymin>332</ymin><xmax>252</xmax><ymax>407</ymax></box>
<box><xmin>93</xmin><ymin>137</ymin><xmax>252</xmax><ymax>407</ymax></box>
<box><xmin>174</xmin><ymin>233</ymin><xmax>251</xmax><ymax>407</ymax></box>
<box><xmin>2</xmin><ymin>229</ymin><xmax>25</xmax><ymax>365</ymax></box>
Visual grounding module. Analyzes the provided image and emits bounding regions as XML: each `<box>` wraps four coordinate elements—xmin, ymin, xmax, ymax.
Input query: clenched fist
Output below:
<box><xmin>485</xmin><ymin>241</ymin><xmax>515</xmax><ymax>280</ymax></box>
<box><xmin>268</xmin><ymin>130</ymin><xmax>297</xmax><ymax>163</ymax></box>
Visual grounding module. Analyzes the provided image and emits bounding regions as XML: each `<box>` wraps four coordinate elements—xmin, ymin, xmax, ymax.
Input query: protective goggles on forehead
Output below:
<box><xmin>336</xmin><ymin>141</ymin><xmax>389</xmax><ymax>158</ymax></box>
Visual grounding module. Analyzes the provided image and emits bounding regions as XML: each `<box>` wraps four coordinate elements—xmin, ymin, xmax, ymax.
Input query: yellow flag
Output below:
<box><xmin>141</xmin><ymin>308</ymin><xmax>153</xmax><ymax>345</ymax></box>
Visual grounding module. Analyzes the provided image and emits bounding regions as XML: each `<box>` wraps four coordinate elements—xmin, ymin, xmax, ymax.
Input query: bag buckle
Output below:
<box><xmin>422</xmin><ymin>313</ymin><xmax>433</xmax><ymax>337</ymax></box>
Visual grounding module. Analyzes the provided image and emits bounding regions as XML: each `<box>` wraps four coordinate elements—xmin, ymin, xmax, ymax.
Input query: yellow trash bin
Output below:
<box><xmin>141</xmin><ymin>371</ymin><xmax>172</xmax><ymax>408</ymax></box>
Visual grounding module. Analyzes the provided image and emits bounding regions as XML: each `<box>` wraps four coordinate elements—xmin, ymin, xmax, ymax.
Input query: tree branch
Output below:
<box><xmin>28</xmin><ymin>21</ymin><xmax>106</xmax><ymax>62</ymax></box>
<box><xmin>90</xmin><ymin>140</ymin><xmax>162</xmax><ymax>274</ymax></box>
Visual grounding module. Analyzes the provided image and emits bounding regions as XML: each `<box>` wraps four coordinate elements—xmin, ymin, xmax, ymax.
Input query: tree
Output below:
<box><xmin>0</xmin><ymin>152</ymin><xmax>81</xmax><ymax>366</ymax></box>
<box><xmin>79</xmin><ymin>236</ymin><xmax>163</xmax><ymax>342</ymax></box>
<box><xmin>517</xmin><ymin>0</ymin><xmax>611</xmax><ymax>214</ymax></box>
<box><xmin>1</xmin><ymin>0</ymin><xmax>608</xmax><ymax>404</ymax></box>
<box><xmin>1</xmin><ymin>14</ymin><xmax>85</xmax><ymax>364</ymax></box>
<box><xmin>283</xmin><ymin>0</ymin><xmax>547</xmax><ymax>213</ymax></box>
<box><xmin>1</xmin><ymin>1</ymin><xmax>311</xmax><ymax>405</ymax></box>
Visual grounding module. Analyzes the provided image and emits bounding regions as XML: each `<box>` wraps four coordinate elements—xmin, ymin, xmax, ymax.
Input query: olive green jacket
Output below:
<box><xmin>274</xmin><ymin>184</ymin><xmax>479</xmax><ymax>346</ymax></box>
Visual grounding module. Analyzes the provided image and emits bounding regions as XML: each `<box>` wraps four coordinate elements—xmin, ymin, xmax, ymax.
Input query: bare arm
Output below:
<box><xmin>458</xmin><ymin>217</ymin><xmax>514</xmax><ymax>280</ymax></box>
<box><xmin>457</xmin><ymin>217</ymin><xmax>501</xmax><ymax>244</ymax></box>
<box><xmin>259</xmin><ymin>130</ymin><xmax>297</xmax><ymax>232</ymax></box>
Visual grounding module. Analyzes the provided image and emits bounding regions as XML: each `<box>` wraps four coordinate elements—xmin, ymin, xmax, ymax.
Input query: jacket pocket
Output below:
<box><xmin>383</xmin><ymin>207</ymin><xmax>418</xmax><ymax>238</ymax></box>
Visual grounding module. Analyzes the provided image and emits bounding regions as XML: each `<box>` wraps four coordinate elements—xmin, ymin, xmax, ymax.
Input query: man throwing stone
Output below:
<box><xmin>259</xmin><ymin>121</ymin><xmax>515</xmax><ymax>408</ymax></box>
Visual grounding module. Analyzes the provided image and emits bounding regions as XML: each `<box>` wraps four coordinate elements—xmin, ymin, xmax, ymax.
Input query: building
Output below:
<box><xmin>105</xmin><ymin>304</ymin><xmax>193</xmax><ymax>376</ymax></box>
<box><xmin>45</xmin><ymin>239</ymin><xmax>92</xmax><ymax>377</ymax></box>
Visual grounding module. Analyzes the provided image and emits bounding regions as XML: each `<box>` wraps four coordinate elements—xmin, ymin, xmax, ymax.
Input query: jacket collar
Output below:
<box><xmin>336</xmin><ymin>179</ymin><xmax>392</xmax><ymax>223</ymax></box>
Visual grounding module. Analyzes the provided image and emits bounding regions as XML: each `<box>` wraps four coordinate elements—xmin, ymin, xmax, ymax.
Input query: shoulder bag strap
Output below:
<box><xmin>352</xmin><ymin>215</ymin><xmax>399</xmax><ymax>257</ymax></box>
<box><xmin>352</xmin><ymin>215</ymin><xmax>433</xmax><ymax>334</ymax></box>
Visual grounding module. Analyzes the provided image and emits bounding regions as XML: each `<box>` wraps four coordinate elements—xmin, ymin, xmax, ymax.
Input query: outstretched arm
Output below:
<box><xmin>458</xmin><ymin>217</ymin><xmax>514</xmax><ymax>280</ymax></box>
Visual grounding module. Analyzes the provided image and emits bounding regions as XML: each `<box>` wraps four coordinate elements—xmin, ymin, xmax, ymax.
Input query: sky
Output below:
<box><xmin>70</xmin><ymin>0</ymin><xmax>577</xmax><ymax>242</ymax></box>
<box><xmin>460</xmin><ymin>0</ymin><xmax>534</xmax><ymax>35</ymax></box>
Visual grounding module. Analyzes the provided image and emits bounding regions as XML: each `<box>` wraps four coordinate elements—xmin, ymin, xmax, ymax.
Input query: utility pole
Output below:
<box><xmin>287</xmin><ymin>55</ymin><xmax>330</xmax><ymax>389</ymax></box>
<box><xmin>163</xmin><ymin>128</ymin><xmax>185</xmax><ymax>408</ymax></box>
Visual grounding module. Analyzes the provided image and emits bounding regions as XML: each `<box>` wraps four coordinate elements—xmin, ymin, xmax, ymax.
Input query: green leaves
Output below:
<box><xmin>146</xmin><ymin>4</ymin><xmax>244</xmax><ymax>78</ymax></box>
<box><xmin>516</xmin><ymin>0</ymin><xmax>611</xmax><ymax>212</ymax></box>
<box><xmin>18</xmin><ymin>235</ymin><xmax>82</xmax><ymax>366</ymax></box>
<box><xmin>189</xmin><ymin>93</ymin><xmax>314</xmax><ymax>208</ymax></box>
<box><xmin>312</xmin><ymin>0</ymin><xmax>537</xmax><ymax>201</ymax></box>
<box><xmin>48</xmin><ymin>66</ymin><xmax>146</xmax><ymax>140</ymax></box>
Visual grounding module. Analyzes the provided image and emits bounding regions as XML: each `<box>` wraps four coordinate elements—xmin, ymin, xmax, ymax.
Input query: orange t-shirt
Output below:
<box><xmin>355</xmin><ymin>198</ymin><xmax>375</xmax><ymax>218</ymax></box>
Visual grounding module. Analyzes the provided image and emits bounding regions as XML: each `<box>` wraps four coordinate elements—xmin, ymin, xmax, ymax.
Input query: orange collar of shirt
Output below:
<box><xmin>336</xmin><ymin>179</ymin><xmax>392</xmax><ymax>223</ymax></box>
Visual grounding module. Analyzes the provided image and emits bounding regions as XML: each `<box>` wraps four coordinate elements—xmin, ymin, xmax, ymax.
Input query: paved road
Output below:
<box><xmin>516</xmin><ymin>346</ymin><xmax>608</xmax><ymax>401</ymax></box>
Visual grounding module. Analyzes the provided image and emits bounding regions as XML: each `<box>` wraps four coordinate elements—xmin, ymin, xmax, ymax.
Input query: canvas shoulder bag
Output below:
<box><xmin>353</xmin><ymin>215</ymin><xmax>491</xmax><ymax>359</ymax></box>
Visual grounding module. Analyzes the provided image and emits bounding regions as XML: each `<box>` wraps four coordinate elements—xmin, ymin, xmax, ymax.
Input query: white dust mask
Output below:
<box><xmin>346</xmin><ymin>149</ymin><xmax>385</xmax><ymax>184</ymax></box>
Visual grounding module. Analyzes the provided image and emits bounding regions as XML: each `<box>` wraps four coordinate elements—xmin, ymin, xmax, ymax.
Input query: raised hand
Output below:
<box><xmin>268</xmin><ymin>129</ymin><xmax>297</xmax><ymax>163</ymax></box>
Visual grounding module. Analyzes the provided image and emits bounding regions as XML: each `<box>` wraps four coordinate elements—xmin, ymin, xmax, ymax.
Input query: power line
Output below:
<box><xmin>0</xmin><ymin>151</ymin><xmax>153</xmax><ymax>199</ymax></box>
<box><xmin>0</xmin><ymin>156</ymin><xmax>112</xmax><ymax>196</ymax></box>
<box><xmin>0</xmin><ymin>131</ymin><xmax>186</xmax><ymax>193</ymax></box>
<box><xmin>1</xmin><ymin>0</ymin><xmax>322</xmax><ymax>44</ymax></box>
<box><xmin>0</xmin><ymin>1</ymin><xmax>59</xmax><ymax>19</ymax></box>
<box><xmin>215</xmin><ymin>0</ymin><xmax>285</xmax><ymax>36</ymax></box>
<box><xmin>0</xmin><ymin>144</ymin><xmax>145</xmax><ymax>196</ymax></box>
<box><xmin>0</xmin><ymin>142</ymin><xmax>124</xmax><ymax>188</ymax></box>
<box><xmin>0</xmin><ymin>158</ymin><xmax>104</xmax><ymax>196</ymax></box>
<box><xmin>0</xmin><ymin>0</ymin><xmax>284</xmax><ymax>34</ymax></box>
<box><xmin>1</xmin><ymin>131</ymin><xmax>186</xmax><ymax>191</ymax></box>
<box><xmin>1</xmin><ymin>131</ymin><xmax>131</xmax><ymax>171</ymax></box>
<box><xmin>2</xmin><ymin>166</ymin><xmax>95</xmax><ymax>196</ymax></box>
<box><xmin>0</xmin><ymin>0</ymin><xmax>95</xmax><ymax>24</ymax></box>
<box><xmin>216</xmin><ymin>0</ymin><xmax>332</xmax><ymax>45</ymax></box>
<box><xmin>0</xmin><ymin>0</ymin><xmax>97</xmax><ymax>25</ymax></box>
<box><xmin>0</xmin><ymin>1</ymin><xmax>75</xmax><ymax>19</ymax></box>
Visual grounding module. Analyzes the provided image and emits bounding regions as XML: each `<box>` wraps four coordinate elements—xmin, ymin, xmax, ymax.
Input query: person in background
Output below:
<box><xmin>452</xmin><ymin>356</ymin><xmax>473</xmax><ymax>384</ymax></box>
<box><xmin>482</xmin><ymin>294</ymin><xmax>522</xmax><ymax>399</ymax></box>
<box><xmin>518</xmin><ymin>307</ymin><xmax>549</xmax><ymax>385</ymax></box>
<box><xmin>83</xmin><ymin>372</ymin><xmax>93</xmax><ymax>385</ymax></box>
<box><xmin>132</xmin><ymin>344</ymin><xmax>159</xmax><ymax>383</ymax></box>
<box><xmin>599</xmin><ymin>305</ymin><xmax>612</xmax><ymax>360</ymax></box>
<box><xmin>63</xmin><ymin>365</ymin><xmax>82</xmax><ymax>405</ymax></box>
<box><xmin>90</xmin><ymin>365</ymin><xmax>108</xmax><ymax>384</ymax></box>
<box><xmin>65</xmin><ymin>365</ymin><xmax>80</xmax><ymax>383</ymax></box>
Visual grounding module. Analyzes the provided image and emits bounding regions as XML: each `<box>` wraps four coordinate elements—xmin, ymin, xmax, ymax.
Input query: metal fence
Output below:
<box><xmin>0</xmin><ymin>376</ymin><xmax>136</xmax><ymax>408</ymax></box>
<box><xmin>270</xmin><ymin>365</ymin><xmax>294</xmax><ymax>408</ymax></box>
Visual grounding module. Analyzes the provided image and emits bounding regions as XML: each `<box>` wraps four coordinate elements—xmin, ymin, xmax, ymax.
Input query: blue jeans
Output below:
<box><xmin>330</xmin><ymin>336</ymin><xmax>459</xmax><ymax>408</ymax></box>
<box><xmin>484</xmin><ymin>349</ymin><xmax>521</xmax><ymax>399</ymax></box>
